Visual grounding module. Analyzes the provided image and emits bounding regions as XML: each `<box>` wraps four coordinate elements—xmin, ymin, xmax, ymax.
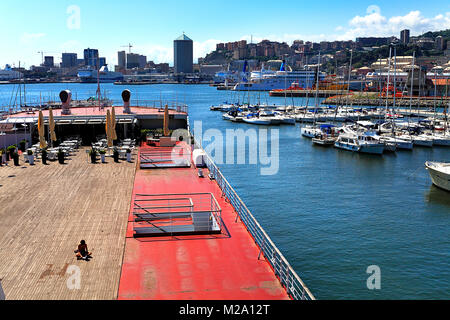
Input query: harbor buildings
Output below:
<box><xmin>118</xmin><ymin>51</ymin><xmax>126</xmax><ymax>69</ymax></box>
<box><xmin>61</xmin><ymin>53</ymin><xmax>78</xmax><ymax>68</ymax></box>
<box><xmin>84</xmin><ymin>48</ymin><xmax>99</xmax><ymax>68</ymax></box>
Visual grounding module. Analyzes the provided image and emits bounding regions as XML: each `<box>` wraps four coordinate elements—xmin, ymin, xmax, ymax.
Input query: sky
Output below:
<box><xmin>1</xmin><ymin>0</ymin><xmax>450</xmax><ymax>68</ymax></box>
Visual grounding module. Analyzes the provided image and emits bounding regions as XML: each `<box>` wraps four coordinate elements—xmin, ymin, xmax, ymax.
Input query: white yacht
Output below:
<box><xmin>301</xmin><ymin>125</ymin><xmax>323</xmax><ymax>138</ymax></box>
<box><xmin>432</xmin><ymin>133</ymin><xmax>450</xmax><ymax>147</ymax></box>
<box><xmin>357</xmin><ymin>133</ymin><xmax>385</xmax><ymax>155</ymax></box>
<box><xmin>379</xmin><ymin>135</ymin><xmax>414</xmax><ymax>150</ymax></box>
<box><xmin>425</xmin><ymin>162</ymin><xmax>450</xmax><ymax>191</ymax></box>
<box><xmin>334</xmin><ymin>134</ymin><xmax>360</xmax><ymax>152</ymax></box>
<box><xmin>408</xmin><ymin>134</ymin><xmax>434</xmax><ymax>147</ymax></box>
<box><xmin>242</xmin><ymin>110</ymin><xmax>281</xmax><ymax>125</ymax></box>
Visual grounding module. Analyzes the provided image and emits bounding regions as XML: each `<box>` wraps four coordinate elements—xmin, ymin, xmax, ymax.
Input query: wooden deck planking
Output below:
<box><xmin>0</xmin><ymin>148</ymin><xmax>136</xmax><ymax>300</ymax></box>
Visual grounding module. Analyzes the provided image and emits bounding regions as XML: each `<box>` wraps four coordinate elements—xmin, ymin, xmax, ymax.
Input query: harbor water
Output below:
<box><xmin>1</xmin><ymin>83</ymin><xmax>449</xmax><ymax>299</ymax></box>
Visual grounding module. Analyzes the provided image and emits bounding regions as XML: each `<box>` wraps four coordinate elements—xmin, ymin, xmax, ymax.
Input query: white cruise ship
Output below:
<box><xmin>77</xmin><ymin>65</ymin><xmax>124</xmax><ymax>83</ymax></box>
<box><xmin>233</xmin><ymin>66</ymin><xmax>326</xmax><ymax>91</ymax></box>
<box><xmin>0</xmin><ymin>65</ymin><xmax>23</xmax><ymax>81</ymax></box>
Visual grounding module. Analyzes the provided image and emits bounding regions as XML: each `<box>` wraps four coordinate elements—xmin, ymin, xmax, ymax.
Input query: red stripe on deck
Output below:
<box><xmin>118</xmin><ymin>145</ymin><xmax>290</xmax><ymax>300</ymax></box>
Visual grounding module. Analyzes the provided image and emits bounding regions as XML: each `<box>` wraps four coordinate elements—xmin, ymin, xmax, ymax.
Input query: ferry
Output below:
<box><xmin>77</xmin><ymin>65</ymin><xmax>124</xmax><ymax>83</ymax></box>
<box><xmin>0</xmin><ymin>65</ymin><xmax>22</xmax><ymax>81</ymax></box>
<box><xmin>233</xmin><ymin>62</ymin><xmax>325</xmax><ymax>91</ymax></box>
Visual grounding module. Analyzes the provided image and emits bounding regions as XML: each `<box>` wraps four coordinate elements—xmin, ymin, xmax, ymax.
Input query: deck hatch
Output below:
<box><xmin>140</xmin><ymin>146</ymin><xmax>191</xmax><ymax>169</ymax></box>
<box><xmin>133</xmin><ymin>193</ymin><xmax>222</xmax><ymax>237</ymax></box>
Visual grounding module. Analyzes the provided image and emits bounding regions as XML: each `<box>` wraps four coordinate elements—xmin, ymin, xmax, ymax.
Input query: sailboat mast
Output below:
<box><xmin>408</xmin><ymin>52</ymin><xmax>416</xmax><ymax>128</ymax></box>
<box><xmin>313</xmin><ymin>52</ymin><xmax>321</xmax><ymax>125</ymax></box>
<box><xmin>385</xmin><ymin>47</ymin><xmax>392</xmax><ymax>121</ymax></box>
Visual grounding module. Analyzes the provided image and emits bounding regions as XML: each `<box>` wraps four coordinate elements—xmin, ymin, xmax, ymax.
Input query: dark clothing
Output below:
<box><xmin>78</xmin><ymin>244</ymin><xmax>89</xmax><ymax>257</ymax></box>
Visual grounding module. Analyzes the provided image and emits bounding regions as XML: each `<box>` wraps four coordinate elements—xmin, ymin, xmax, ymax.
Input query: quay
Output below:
<box><xmin>322</xmin><ymin>93</ymin><xmax>450</xmax><ymax>109</ymax></box>
<box><xmin>270</xmin><ymin>89</ymin><xmax>348</xmax><ymax>97</ymax></box>
<box><xmin>0</xmin><ymin>90</ymin><xmax>314</xmax><ymax>300</ymax></box>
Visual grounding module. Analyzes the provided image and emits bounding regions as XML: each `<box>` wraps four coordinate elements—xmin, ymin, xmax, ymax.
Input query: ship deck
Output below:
<box><xmin>118</xmin><ymin>145</ymin><xmax>290</xmax><ymax>300</ymax></box>
<box><xmin>6</xmin><ymin>105</ymin><xmax>187</xmax><ymax>119</ymax></box>
<box><xmin>0</xmin><ymin>148</ymin><xmax>136</xmax><ymax>299</ymax></box>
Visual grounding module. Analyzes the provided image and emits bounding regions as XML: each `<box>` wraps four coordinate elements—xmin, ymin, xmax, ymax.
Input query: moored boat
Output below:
<box><xmin>425</xmin><ymin>161</ymin><xmax>450</xmax><ymax>191</ymax></box>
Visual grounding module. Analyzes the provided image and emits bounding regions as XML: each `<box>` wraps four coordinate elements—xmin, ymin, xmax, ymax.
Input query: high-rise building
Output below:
<box><xmin>99</xmin><ymin>57</ymin><xmax>107</xmax><ymax>67</ymax></box>
<box><xmin>61</xmin><ymin>53</ymin><xmax>78</xmax><ymax>68</ymax></box>
<box><xmin>43</xmin><ymin>56</ymin><xmax>54</xmax><ymax>68</ymax></box>
<box><xmin>118</xmin><ymin>51</ymin><xmax>126</xmax><ymax>68</ymax></box>
<box><xmin>174</xmin><ymin>33</ymin><xmax>193</xmax><ymax>74</ymax></box>
<box><xmin>126</xmin><ymin>53</ymin><xmax>147</xmax><ymax>69</ymax></box>
<box><xmin>84</xmin><ymin>48</ymin><xmax>99</xmax><ymax>68</ymax></box>
<box><xmin>435</xmin><ymin>36</ymin><xmax>445</xmax><ymax>51</ymax></box>
<box><xmin>400</xmin><ymin>29</ymin><xmax>410</xmax><ymax>45</ymax></box>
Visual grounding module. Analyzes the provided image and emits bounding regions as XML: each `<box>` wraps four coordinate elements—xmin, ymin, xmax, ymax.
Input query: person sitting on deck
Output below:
<box><xmin>74</xmin><ymin>240</ymin><xmax>92</xmax><ymax>260</ymax></box>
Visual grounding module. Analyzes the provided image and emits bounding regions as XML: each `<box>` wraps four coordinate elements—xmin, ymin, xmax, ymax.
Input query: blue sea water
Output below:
<box><xmin>1</xmin><ymin>83</ymin><xmax>449</xmax><ymax>299</ymax></box>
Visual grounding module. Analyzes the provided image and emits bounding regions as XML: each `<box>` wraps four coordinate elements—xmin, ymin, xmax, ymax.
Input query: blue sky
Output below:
<box><xmin>1</xmin><ymin>0</ymin><xmax>450</xmax><ymax>68</ymax></box>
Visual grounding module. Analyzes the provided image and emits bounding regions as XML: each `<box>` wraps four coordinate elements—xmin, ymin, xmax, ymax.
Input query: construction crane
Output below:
<box><xmin>121</xmin><ymin>43</ymin><xmax>133</xmax><ymax>54</ymax></box>
<box><xmin>37</xmin><ymin>51</ymin><xmax>61</xmax><ymax>66</ymax></box>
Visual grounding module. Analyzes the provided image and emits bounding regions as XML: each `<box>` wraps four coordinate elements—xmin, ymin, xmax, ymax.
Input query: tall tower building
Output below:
<box><xmin>118</xmin><ymin>51</ymin><xmax>126</xmax><ymax>69</ymax></box>
<box><xmin>84</xmin><ymin>48</ymin><xmax>99</xmax><ymax>68</ymax></box>
<box><xmin>61</xmin><ymin>53</ymin><xmax>78</xmax><ymax>68</ymax></box>
<box><xmin>174</xmin><ymin>33</ymin><xmax>193</xmax><ymax>74</ymax></box>
<box><xmin>400</xmin><ymin>29</ymin><xmax>410</xmax><ymax>45</ymax></box>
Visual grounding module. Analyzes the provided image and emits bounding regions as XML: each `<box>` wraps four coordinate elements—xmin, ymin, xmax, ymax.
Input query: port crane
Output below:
<box><xmin>121</xmin><ymin>43</ymin><xmax>133</xmax><ymax>54</ymax></box>
<box><xmin>37</xmin><ymin>51</ymin><xmax>61</xmax><ymax>66</ymax></box>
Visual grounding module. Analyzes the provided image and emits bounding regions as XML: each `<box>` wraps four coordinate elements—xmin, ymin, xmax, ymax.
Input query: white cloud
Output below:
<box><xmin>339</xmin><ymin>7</ymin><xmax>450</xmax><ymax>40</ymax></box>
<box><xmin>241</xmin><ymin>7</ymin><xmax>450</xmax><ymax>46</ymax></box>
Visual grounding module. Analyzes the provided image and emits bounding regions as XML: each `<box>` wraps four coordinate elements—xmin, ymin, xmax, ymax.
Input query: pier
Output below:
<box><xmin>322</xmin><ymin>93</ymin><xmax>450</xmax><ymax>109</ymax></box>
<box><xmin>270</xmin><ymin>89</ymin><xmax>348</xmax><ymax>97</ymax></box>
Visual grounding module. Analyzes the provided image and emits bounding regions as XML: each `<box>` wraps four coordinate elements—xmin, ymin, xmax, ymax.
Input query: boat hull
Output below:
<box><xmin>426</xmin><ymin>162</ymin><xmax>450</xmax><ymax>192</ymax></box>
<box><xmin>334</xmin><ymin>141</ymin><xmax>360</xmax><ymax>152</ymax></box>
<box><xmin>359</xmin><ymin>144</ymin><xmax>384</xmax><ymax>155</ymax></box>
<box><xmin>242</xmin><ymin>118</ymin><xmax>271</xmax><ymax>125</ymax></box>
<box><xmin>433</xmin><ymin>136</ymin><xmax>450</xmax><ymax>146</ymax></box>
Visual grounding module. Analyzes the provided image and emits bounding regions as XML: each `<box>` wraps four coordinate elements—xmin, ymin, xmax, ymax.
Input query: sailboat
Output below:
<box><xmin>301</xmin><ymin>53</ymin><xmax>323</xmax><ymax>138</ymax></box>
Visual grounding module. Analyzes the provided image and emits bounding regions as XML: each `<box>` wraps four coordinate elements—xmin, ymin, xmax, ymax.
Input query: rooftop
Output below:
<box><xmin>175</xmin><ymin>33</ymin><xmax>192</xmax><ymax>41</ymax></box>
<box><xmin>6</xmin><ymin>106</ymin><xmax>187</xmax><ymax>119</ymax></box>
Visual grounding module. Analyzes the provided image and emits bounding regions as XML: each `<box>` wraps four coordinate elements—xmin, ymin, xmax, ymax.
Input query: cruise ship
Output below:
<box><xmin>77</xmin><ymin>65</ymin><xmax>124</xmax><ymax>83</ymax></box>
<box><xmin>0</xmin><ymin>65</ymin><xmax>23</xmax><ymax>81</ymax></box>
<box><xmin>233</xmin><ymin>65</ymin><xmax>326</xmax><ymax>91</ymax></box>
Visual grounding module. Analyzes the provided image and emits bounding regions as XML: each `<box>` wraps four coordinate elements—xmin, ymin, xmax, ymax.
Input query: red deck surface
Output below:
<box><xmin>9</xmin><ymin>106</ymin><xmax>186</xmax><ymax>118</ymax></box>
<box><xmin>118</xmin><ymin>145</ymin><xmax>290</xmax><ymax>300</ymax></box>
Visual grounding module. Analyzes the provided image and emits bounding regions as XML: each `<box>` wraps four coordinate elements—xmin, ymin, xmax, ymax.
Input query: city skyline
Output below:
<box><xmin>2</xmin><ymin>0</ymin><xmax>450</xmax><ymax>68</ymax></box>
